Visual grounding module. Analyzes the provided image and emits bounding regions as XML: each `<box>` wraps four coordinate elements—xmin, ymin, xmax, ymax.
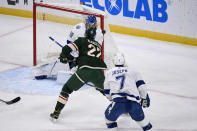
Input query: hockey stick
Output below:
<box><xmin>48</xmin><ymin>36</ymin><xmax>63</xmax><ymax>48</ymax></box>
<box><xmin>48</xmin><ymin>37</ymin><xmax>75</xmax><ymax>78</ymax></box>
<box><xmin>81</xmin><ymin>81</ymin><xmax>104</xmax><ymax>92</ymax></box>
<box><xmin>0</xmin><ymin>97</ymin><xmax>21</xmax><ymax>105</ymax></box>
<box><xmin>48</xmin><ymin>60</ymin><xmax>58</xmax><ymax>78</ymax></box>
<box><xmin>47</xmin><ymin>36</ymin><xmax>63</xmax><ymax>77</ymax></box>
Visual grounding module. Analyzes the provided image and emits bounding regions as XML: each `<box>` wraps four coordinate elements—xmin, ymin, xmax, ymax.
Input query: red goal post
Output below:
<box><xmin>33</xmin><ymin>2</ymin><xmax>105</xmax><ymax>66</ymax></box>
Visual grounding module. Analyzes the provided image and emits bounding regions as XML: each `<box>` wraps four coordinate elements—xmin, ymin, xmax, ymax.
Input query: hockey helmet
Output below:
<box><xmin>85</xmin><ymin>15</ymin><xmax>97</xmax><ymax>29</ymax></box>
<box><xmin>113</xmin><ymin>52</ymin><xmax>125</xmax><ymax>66</ymax></box>
<box><xmin>85</xmin><ymin>27</ymin><xmax>96</xmax><ymax>40</ymax></box>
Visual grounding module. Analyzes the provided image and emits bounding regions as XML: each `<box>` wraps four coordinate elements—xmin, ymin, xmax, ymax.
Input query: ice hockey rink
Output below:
<box><xmin>0</xmin><ymin>14</ymin><xmax>197</xmax><ymax>131</ymax></box>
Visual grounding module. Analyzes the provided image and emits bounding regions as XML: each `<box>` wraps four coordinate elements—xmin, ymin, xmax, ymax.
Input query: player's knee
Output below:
<box><xmin>130</xmin><ymin>102</ymin><xmax>144</xmax><ymax>121</ymax></box>
<box><xmin>61</xmin><ymin>84</ymin><xmax>73</xmax><ymax>98</ymax></box>
<box><xmin>131</xmin><ymin>111</ymin><xmax>144</xmax><ymax>121</ymax></box>
<box><xmin>105</xmin><ymin>106</ymin><xmax>118</xmax><ymax>122</ymax></box>
<box><xmin>105</xmin><ymin>105</ymin><xmax>112</xmax><ymax>118</ymax></box>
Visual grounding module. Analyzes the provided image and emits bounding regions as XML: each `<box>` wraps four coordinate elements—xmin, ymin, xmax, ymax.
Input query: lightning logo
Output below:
<box><xmin>108</xmin><ymin>0</ymin><xmax>120</xmax><ymax>12</ymax></box>
<box><xmin>105</xmin><ymin>0</ymin><xmax>122</xmax><ymax>15</ymax></box>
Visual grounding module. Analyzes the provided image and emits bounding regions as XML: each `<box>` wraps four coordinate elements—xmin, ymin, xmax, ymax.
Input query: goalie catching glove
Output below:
<box><xmin>141</xmin><ymin>94</ymin><xmax>150</xmax><ymax>108</ymax></box>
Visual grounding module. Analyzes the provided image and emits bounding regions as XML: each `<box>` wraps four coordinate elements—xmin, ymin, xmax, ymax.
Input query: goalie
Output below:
<box><xmin>32</xmin><ymin>15</ymin><xmax>104</xmax><ymax>80</ymax></box>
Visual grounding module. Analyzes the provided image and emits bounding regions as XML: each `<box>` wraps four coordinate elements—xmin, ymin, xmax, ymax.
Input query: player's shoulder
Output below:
<box><xmin>75</xmin><ymin>37</ymin><xmax>90</xmax><ymax>44</ymax></box>
<box><xmin>74</xmin><ymin>37</ymin><xmax>85</xmax><ymax>41</ymax></box>
<box><xmin>126</xmin><ymin>68</ymin><xmax>142</xmax><ymax>78</ymax></box>
<box><xmin>74</xmin><ymin>23</ymin><xmax>85</xmax><ymax>30</ymax></box>
<box><xmin>123</xmin><ymin>67</ymin><xmax>138</xmax><ymax>74</ymax></box>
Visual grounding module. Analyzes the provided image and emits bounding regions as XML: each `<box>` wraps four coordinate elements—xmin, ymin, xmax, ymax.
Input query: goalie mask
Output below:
<box><xmin>113</xmin><ymin>52</ymin><xmax>125</xmax><ymax>66</ymax></box>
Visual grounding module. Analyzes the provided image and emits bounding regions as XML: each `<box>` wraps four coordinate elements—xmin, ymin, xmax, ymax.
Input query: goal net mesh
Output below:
<box><xmin>33</xmin><ymin>2</ymin><xmax>118</xmax><ymax>70</ymax></box>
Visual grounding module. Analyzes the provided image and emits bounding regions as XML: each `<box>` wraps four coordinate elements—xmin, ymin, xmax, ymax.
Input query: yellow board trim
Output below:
<box><xmin>109</xmin><ymin>24</ymin><xmax>197</xmax><ymax>46</ymax></box>
<box><xmin>1</xmin><ymin>7</ymin><xmax>197</xmax><ymax>46</ymax></box>
<box><xmin>0</xmin><ymin>7</ymin><xmax>32</xmax><ymax>18</ymax></box>
<box><xmin>37</xmin><ymin>13</ymin><xmax>83</xmax><ymax>25</ymax></box>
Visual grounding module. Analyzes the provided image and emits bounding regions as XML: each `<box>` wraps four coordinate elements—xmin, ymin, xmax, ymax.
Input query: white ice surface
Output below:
<box><xmin>0</xmin><ymin>14</ymin><xmax>197</xmax><ymax>131</ymax></box>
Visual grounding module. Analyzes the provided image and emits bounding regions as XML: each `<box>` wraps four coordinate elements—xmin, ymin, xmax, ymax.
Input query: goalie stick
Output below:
<box><xmin>47</xmin><ymin>36</ymin><xmax>73</xmax><ymax>78</ymax></box>
<box><xmin>0</xmin><ymin>97</ymin><xmax>21</xmax><ymax>105</ymax></box>
<box><xmin>48</xmin><ymin>36</ymin><xmax>77</xmax><ymax>77</ymax></box>
<box><xmin>47</xmin><ymin>36</ymin><xmax>63</xmax><ymax>77</ymax></box>
<box><xmin>48</xmin><ymin>36</ymin><xmax>63</xmax><ymax>48</ymax></box>
<box><xmin>48</xmin><ymin>36</ymin><xmax>77</xmax><ymax>63</ymax></box>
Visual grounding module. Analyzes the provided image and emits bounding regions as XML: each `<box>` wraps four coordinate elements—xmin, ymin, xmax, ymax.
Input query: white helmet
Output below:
<box><xmin>113</xmin><ymin>52</ymin><xmax>125</xmax><ymax>66</ymax></box>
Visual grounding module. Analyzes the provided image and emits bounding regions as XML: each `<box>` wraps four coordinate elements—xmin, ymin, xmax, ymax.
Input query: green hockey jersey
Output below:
<box><xmin>61</xmin><ymin>37</ymin><xmax>107</xmax><ymax>70</ymax></box>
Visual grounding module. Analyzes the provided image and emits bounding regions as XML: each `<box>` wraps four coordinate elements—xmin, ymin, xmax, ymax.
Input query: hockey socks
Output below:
<box><xmin>50</xmin><ymin>84</ymin><xmax>73</xmax><ymax>121</ymax></box>
<box><xmin>50</xmin><ymin>91</ymin><xmax>69</xmax><ymax>120</ymax></box>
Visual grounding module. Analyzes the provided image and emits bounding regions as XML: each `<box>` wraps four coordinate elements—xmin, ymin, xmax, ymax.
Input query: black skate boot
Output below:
<box><xmin>50</xmin><ymin>110</ymin><xmax>60</xmax><ymax>122</ymax></box>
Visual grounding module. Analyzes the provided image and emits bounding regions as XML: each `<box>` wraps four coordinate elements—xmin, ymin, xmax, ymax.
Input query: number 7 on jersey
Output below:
<box><xmin>116</xmin><ymin>75</ymin><xmax>125</xmax><ymax>90</ymax></box>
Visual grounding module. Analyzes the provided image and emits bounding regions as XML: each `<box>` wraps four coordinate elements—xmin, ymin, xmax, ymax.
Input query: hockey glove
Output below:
<box><xmin>141</xmin><ymin>94</ymin><xmax>150</xmax><ymax>108</ymax></box>
<box><xmin>59</xmin><ymin>55</ymin><xmax>68</xmax><ymax>64</ymax></box>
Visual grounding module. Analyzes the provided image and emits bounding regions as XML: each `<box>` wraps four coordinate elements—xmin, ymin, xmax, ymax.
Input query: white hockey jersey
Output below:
<box><xmin>104</xmin><ymin>67</ymin><xmax>148</xmax><ymax>103</ymax></box>
<box><xmin>67</xmin><ymin>23</ymin><xmax>103</xmax><ymax>45</ymax></box>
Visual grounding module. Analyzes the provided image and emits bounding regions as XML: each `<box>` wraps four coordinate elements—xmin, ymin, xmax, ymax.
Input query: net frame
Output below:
<box><xmin>33</xmin><ymin>2</ymin><xmax>105</xmax><ymax>66</ymax></box>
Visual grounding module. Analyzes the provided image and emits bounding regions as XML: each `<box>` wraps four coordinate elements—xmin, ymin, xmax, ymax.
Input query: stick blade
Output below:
<box><xmin>6</xmin><ymin>97</ymin><xmax>21</xmax><ymax>105</ymax></box>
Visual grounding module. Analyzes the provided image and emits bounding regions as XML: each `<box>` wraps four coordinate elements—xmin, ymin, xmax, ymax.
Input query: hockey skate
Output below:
<box><xmin>50</xmin><ymin>110</ymin><xmax>60</xmax><ymax>122</ymax></box>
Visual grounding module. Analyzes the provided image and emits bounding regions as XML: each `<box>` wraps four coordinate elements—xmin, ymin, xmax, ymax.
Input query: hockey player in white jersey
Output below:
<box><xmin>104</xmin><ymin>53</ymin><xmax>152</xmax><ymax>131</ymax></box>
<box><xmin>33</xmin><ymin>15</ymin><xmax>103</xmax><ymax>80</ymax></box>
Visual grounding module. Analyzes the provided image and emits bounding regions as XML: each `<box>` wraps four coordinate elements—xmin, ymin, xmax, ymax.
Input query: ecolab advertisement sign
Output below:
<box><xmin>80</xmin><ymin>0</ymin><xmax>168</xmax><ymax>23</ymax></box>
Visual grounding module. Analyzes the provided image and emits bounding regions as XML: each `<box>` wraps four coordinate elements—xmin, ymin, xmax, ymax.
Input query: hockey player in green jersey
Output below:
<box><xmin>50</xmin><ymin>20</ymin><xmax>107</xmax><ymax>121</ymax></box>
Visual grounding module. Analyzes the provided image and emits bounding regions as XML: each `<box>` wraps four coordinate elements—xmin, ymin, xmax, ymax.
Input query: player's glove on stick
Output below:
<box><xmin>141</xmin><ymin>94</ymin><xmax>150</xmax><ymax>108</ymax></box>
<box><xmin>59</xmin><ymin>54</ymin><xmax>68</xmax><ymax>64</ymax></box>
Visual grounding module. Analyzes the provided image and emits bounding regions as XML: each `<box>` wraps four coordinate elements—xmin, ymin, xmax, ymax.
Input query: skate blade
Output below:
<box><xmin>50</xmin><ymin>117</ymin><xmax>58</xmax><ymax>123</ymax></box>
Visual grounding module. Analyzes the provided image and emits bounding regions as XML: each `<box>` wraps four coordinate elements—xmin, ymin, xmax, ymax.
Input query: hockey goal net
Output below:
<box><xmin>33</xmin><ymin>2</ymin><xmax>118</xmax><ymax>69</ymax></box>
